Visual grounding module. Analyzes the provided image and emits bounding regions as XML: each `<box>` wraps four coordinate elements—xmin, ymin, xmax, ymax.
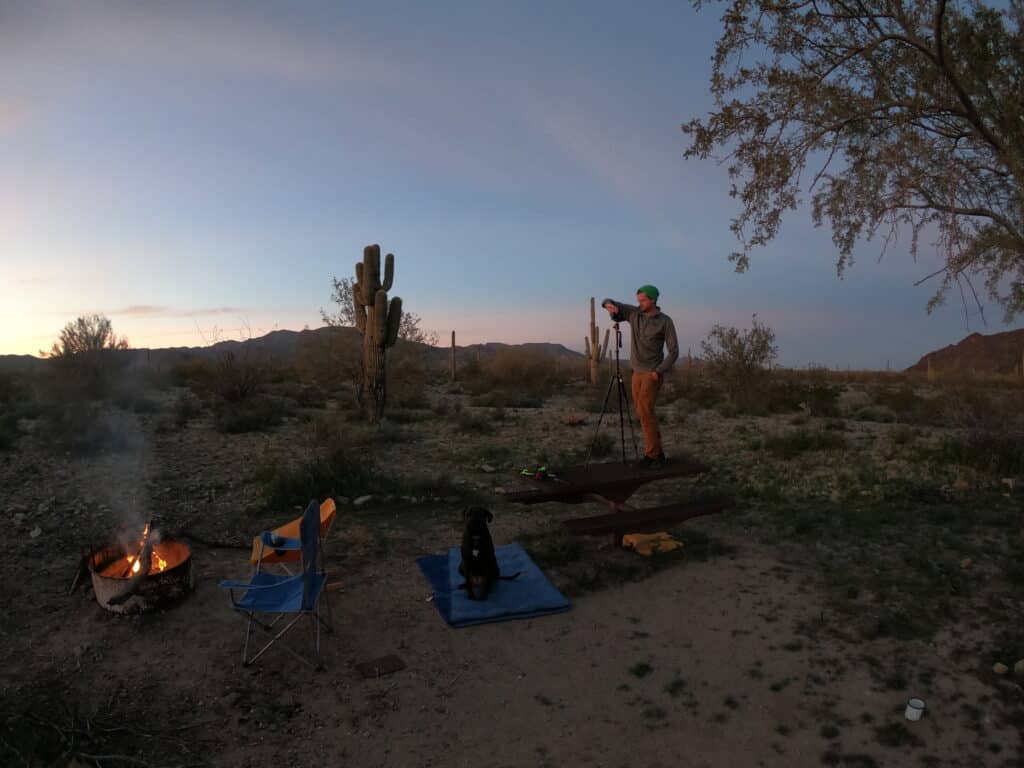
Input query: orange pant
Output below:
<box><xmin>631</xmin><ymin>371</ymin><xmax>663</xmax><ymax>458</ymax></box>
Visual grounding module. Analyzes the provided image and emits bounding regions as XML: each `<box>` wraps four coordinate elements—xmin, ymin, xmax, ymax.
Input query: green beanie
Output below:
<box><xmin>637</xmin><ymin>284</ymin><xmax>660</xmax><ymax>302</ymax></box>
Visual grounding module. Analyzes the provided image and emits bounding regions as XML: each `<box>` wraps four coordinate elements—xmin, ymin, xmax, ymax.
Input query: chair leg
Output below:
<box><xmin>242</xmin><ymin>610</ymin><xmax>255</xmax><ymax>665</ymax></box>
<box><xmin>245</xmin><ymin>613</ymin><xmax>310</xmax><ymax>667</ymax></box>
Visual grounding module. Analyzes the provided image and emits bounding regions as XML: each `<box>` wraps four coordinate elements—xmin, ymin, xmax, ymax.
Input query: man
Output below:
<box><xmin>602</xmin><ymin>285</ymin><xmax>679</xmax><ymax>466</ymax></box>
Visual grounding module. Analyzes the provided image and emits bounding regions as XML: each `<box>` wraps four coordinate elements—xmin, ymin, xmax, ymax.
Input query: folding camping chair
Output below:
<box><xmin>220</xmin><ymin>500</ymin><xmax>334</xmax><ymax>668</ymax></box>
<box><xmin>249</xmin><ymin>497</ymin><xmax>337</xmax><ymax>575</ymax></box>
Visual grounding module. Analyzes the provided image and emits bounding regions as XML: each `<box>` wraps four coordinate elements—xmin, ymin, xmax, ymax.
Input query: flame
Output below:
<box><xmin>124</xmin><ymin>522</ymin><xmax>164</xmax><ymax>576</ymax></box>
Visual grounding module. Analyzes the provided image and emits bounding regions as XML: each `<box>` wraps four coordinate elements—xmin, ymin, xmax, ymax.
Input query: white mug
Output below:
<box><xmin>905</xmin><ymin>698</ymin><xmax>925</xmax><ymax>721</ymax></box>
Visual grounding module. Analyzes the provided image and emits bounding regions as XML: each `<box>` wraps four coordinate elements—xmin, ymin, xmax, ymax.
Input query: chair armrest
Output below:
<box><xmin>219</xmin><ymin>574</ymin><xmax>303</xmax><ymax>591</ymax></box>
<box><xmin>260</xmin><ymin>531</ymin><xmax>302</xmax><ymax>550</ymax></box>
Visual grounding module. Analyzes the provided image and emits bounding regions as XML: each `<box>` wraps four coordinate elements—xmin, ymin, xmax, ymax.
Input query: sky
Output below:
<box><xmin>1</xmin><ymin>1</ymin><xmax>1020</xmax><ymax>369</ymax></box>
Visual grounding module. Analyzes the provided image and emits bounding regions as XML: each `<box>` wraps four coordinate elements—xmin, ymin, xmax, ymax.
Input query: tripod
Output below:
<box><xmin>586</xmin><ymin>322</ymin><xmax>639</xmax><ymax>465</ymax></box>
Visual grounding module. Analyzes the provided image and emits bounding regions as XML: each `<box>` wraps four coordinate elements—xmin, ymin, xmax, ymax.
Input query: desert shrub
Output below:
<box><xmin>868</xmin><ymin>384</ymin><xmax>922</xmax><ymax>417</ymax></box>
<box><xmin>757</xmin><ymin>429</ymin><xmax>848</xmax><ymax>459</ymax></box>
<box><xmin>173</xmin><ymin>391</ymin><xmax>203</xmax><ymax>426</ymax></box>
<box><xmin>462</xmin><ymin>348</ymin><xmax>573</xmax><ymax>405</ymax></box>
<box><xmin>272</xmin><ymin>380</ymin><xmax>327</xmax><ymax>409</ymax></box>
<box><xmin>853</xmin><ymin>405</ymin><xmax>897</xmax><ymax>423</ymax></box>
<box><xmin>0</xmin><ymin>374</ymin><xmax>29</xmax><ymax>451</ymax></box>
<box><xmin>110</xmin><ymin>379</ymin><xmax>161</xmax><ymax>414</ymax></box>
<box><xmin>385</xmin><ymin>408</ymin><xmax>432</xmax><ymax>424</ymax></box>
<box><xmin>670</xmin><ymin>373</ymin><xmax>723</xmax><ymax>409</ymax></box>
<box><xmin>457</xmin><ymin>413</ymin><xmax>496</xmax><ymax>435</ymax></box>
<box><xmin>471</xmin><ymin>391</ymin><xmax>544</xmax><ymax>409</ymax></box>
<box><xmin>213</xmin><ymin>395</ymin><xmax>288</xmax><ymax>434</ymax></box>
<box><xmin>700</xmin><ymin>315</ymin><xmax>777</xmax><ymax>411</ymax></box>
<box><xmin>258</xmin><ymin>440</ymin><xmax>378</xmax><ymax>510</ymax></box>
<box><xmin>38</xmin><ymin>399</ymin><xmax>126</xmax><ymax>455</ymax></box>
<box><xmin>44</xmin><ymin>314</ymin><xmax>130</xmax><ymax>396</ymax></box>
<box><xmin>932</xmin><ymin>432</ymin><xmax>1024</xmax><ymax>477</ymax></box>
<box><xmin>211</xmin><ymin>351</ymin><xmax>265</xmax><ymax>403</ymax></box>
<box><xmin>0</xmin><ymin>415</ymin><xmax>17</xmax><ymax>451</ymax></box>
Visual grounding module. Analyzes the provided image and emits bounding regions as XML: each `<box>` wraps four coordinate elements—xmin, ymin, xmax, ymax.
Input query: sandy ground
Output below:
<box><xmin>1</xmin><ymin>385</ymin><xmax>1021</xmax><ymax>767</ymax></box>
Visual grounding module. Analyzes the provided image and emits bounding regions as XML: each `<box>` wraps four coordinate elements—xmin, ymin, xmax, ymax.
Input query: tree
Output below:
<box><xmin>45</xmin><ymin>314</ymin><xmax>130</xmax><ymax>389</ymax></box>
<box><xmin>322</xmin><ymin>276</ymin><xmax>438</xmax><ymax>345</ymax></box>
<box><xmin>683</xmin><ymin>0</ymin><xmax>1024</xmax><ymax>319</ymax></box>
<box><xmin>48</xmin><ymin>314</ymin><xmax>129</xmax><ymax>359</ymax></box>
<box><xmin>700</xmin><ymin>315</ymin><xmax>778</xmax><ymax>407</ymax></box>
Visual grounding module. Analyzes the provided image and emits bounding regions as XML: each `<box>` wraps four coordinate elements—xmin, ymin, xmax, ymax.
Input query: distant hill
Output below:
<box><xmin>0</xmin><ymin>355</ymin><xmax>48</xmax><ymax>374</ymax></box>
<box><xmin>907</xmin><ymin>329</ymin><xmax>1024</xmax><ymax>375</ymax></box>
<box><xmin>0</xmin><ymin>327</ymin><xmax>584</xmax><ymax>374</ymax></box>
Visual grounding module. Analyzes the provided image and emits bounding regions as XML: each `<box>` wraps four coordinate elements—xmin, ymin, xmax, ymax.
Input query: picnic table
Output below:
<box><xmin>503</xmin><ymin>458</ymin><xmax>729</xmax><ymax>547</ymax></box>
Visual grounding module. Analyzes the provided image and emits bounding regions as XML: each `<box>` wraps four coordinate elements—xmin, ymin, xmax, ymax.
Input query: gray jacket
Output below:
<box><xmin>602</xmin><ymin>299</ymin><xmax>679</xmax><ymax>374</ymax></box>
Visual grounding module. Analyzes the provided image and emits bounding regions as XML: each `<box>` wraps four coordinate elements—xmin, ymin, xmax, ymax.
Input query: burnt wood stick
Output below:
<box><xmin>108</xmin><ymin>540</ymin><xmax>153</xmax><ymax>606</ymax></box>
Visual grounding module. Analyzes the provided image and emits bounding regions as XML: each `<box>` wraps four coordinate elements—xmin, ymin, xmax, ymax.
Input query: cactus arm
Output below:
<box><xmin>385</xmin><ymin>296</ymin><xmax>402</xmax><ymax>347</ymax></box>
<box><xmin>382</xmin><ymin>253</ymin><xmax>394</xmax><ymax>292</ymax></box>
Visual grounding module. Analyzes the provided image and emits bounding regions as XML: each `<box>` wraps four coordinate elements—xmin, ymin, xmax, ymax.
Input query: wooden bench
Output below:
<box><xmin>562</xmin><ymin>497</ymin><xmax>729</xmax><ymax>546</ymax></box>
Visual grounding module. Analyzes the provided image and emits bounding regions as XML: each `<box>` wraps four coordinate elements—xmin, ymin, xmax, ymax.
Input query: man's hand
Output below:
<box><xmin>603</xmin><ymin>301</ymin><xmax>618</xmax><ymax>315</ymax></box>
<box><xmin>651</xmin><ymin>371</ymin><xmax>660</xmax><ymax>382</ymax></box>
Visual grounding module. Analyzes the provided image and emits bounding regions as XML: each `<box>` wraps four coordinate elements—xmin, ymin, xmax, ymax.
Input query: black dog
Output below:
<box><xmin>458</xmin><ymin>507</ymin><xmax>519</xmax><ymax>600</ymax></box>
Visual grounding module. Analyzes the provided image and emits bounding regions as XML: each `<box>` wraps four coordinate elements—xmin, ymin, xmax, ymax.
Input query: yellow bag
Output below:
<box><xmin>622</xmin><ymin>531</ymin><xmax>682</xmax><ymax>557</ymax></box>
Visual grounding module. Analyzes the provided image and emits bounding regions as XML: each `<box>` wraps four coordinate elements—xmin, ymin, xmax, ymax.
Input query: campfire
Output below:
<box><xmin>87</xmin><ymin>521</ymin><xmax>194</xmax><ymax>614</ymax></box>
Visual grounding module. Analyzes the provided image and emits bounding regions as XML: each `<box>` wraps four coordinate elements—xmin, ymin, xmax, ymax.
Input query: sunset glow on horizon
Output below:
<box><xmin>3</xmin><ymin>1</ymin><xmax>1020</xmax><ymax>368</ymax></box>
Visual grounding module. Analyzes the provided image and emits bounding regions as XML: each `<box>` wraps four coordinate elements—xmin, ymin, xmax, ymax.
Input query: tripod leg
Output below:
<box><xmin>621</xmin><ymin>375</ymin><xmax>640</xmax><ymax>461</ymax></box>
<box><xmin>616</xmin><ymin>374</ymin><xmax>627</xmax><ymax>464</ymax></box>
<box><xmin>586</xmin><ymin>375</ymin><xmax>618</xmax><ymax>465</ymax></box>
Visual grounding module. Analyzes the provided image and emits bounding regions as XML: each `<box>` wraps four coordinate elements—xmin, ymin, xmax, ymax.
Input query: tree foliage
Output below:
<box><xmin>684</xmin><ymin>0</ymin><xmax>1024</xmax><ymax>318</ymax></box>
<box><xmin>321</xmin><ymin>276</ymin><xmax>438</xmax><ymax>345</ymax></box>
<box><xmin>48</xmin><ymin>314</ymin><xmax>129</xmax><ymax>359</ymax></box>
<box><xmin>700</xmin><ymin>315</ymin><xmax>778</xmax><ymax>406</ymax></box>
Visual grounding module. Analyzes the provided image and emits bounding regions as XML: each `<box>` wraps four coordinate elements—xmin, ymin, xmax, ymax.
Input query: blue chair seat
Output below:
<box><xmin>223</xmin><ymin>572</ymin><xmax>326</xmax><ymax>613</ymax></box>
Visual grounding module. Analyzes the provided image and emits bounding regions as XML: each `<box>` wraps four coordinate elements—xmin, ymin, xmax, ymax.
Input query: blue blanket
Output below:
<box><xmin>417</xmin><ymin>543</ymin><xmax>570</xmax><ymax>627</ymax></box>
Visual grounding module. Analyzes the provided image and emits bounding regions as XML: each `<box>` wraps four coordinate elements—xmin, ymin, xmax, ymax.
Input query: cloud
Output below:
<box><xmin>113</xmin><ymin>305</ymin><xmax>245</xmax><ymax>318</ymax></box>
<box><xmin>2</xmin><ymin>4</ymin><xmax>406</xmax><ymax>90</ymax></box>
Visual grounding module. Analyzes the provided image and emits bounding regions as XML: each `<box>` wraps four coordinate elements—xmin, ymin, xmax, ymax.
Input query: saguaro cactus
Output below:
<box><xmin>353</xmin><ymin>244</ymin><xmax>403</xmax><ymax>424</ymax></box>
<box><xmin>584</xmin><ymin>297</ymin><xmax>610</xmax><ymax>385</ymax></box>
<box><xmin>450</xmin><ymin>331</ymin><xmax>457</xmax><ymax>383</ymax></box>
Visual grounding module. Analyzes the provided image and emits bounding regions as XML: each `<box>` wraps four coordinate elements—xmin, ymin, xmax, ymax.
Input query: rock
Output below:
<box><xmin>993</xmin><ymin>662</ymin><xmax>1009</xmax><ymax>675</ymax></box>
<box><xmin>37</xmin><ymin>501</ymin><xmax>50</xmax><ymax>514</ymax></box>
<box><xmin>1014</xmin><ymin>659</ymin><xmax>1024</xmax><ymax>678</ymax></box>
<box><xmin>480</xmin><ymin>464</ymin><xmax>496</xmax><ymax>473</ymax></box>
<box><xmin>29</xmin><ymin>526</ymin><xmax>42</xmax><ymax>539</ymax></box>
<box><xmin>353</xmin><ymin>495</ymin><xmax>374</xmax><ymax>507</ymax></box>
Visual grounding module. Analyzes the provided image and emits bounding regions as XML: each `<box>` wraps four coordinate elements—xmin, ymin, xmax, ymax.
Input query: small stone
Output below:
<box><xmin>993</xmin><ymin>662</ymin><xmax>1009</xmax><ymax>675</ymax></box>
<box><xmin>29</xmin><ymin>526</ymin><xmax>42</xmax><ymax>539</ymax></box>
<box><xmin>353</xmin><ymin>495</ymin><xmax>374</xmax><ymax>507</ymax></box>
<box><xmin>1014</xmin><ymin>659</ymin><xmax>1024</xmax><ymax>678</ymax></box>
<box><xmin>480</xmin><ymin>464</ymin><xmax>496</xmax><ymax>474</ymax></box>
